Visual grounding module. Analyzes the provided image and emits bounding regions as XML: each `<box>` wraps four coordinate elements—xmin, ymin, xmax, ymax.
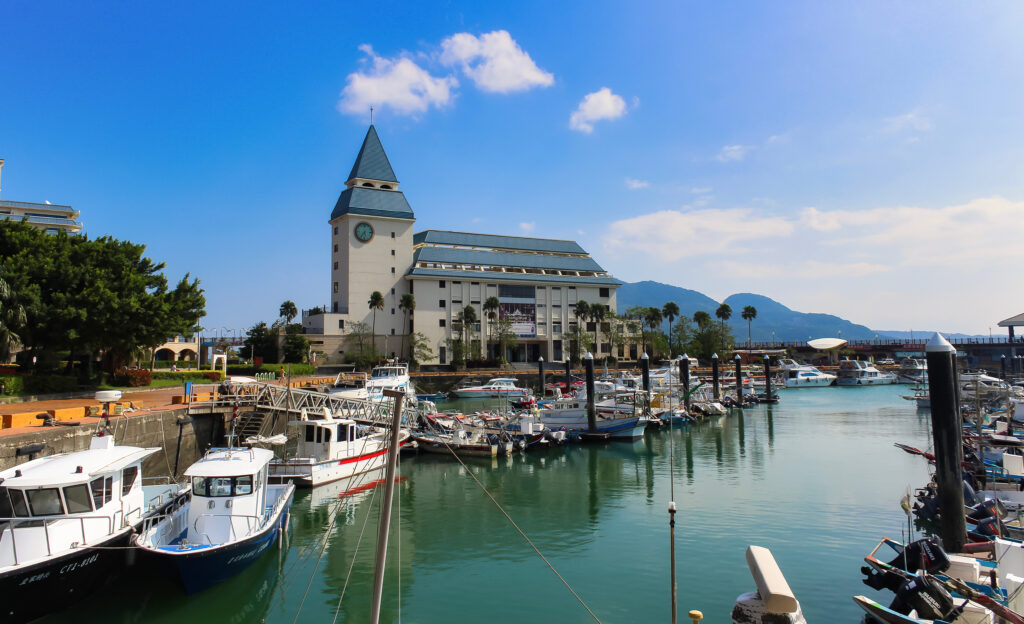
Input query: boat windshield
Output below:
<box><xmin>192</xmin><ymin>475</ymin><xmax>254</xmax><ymax>497</ymax></box>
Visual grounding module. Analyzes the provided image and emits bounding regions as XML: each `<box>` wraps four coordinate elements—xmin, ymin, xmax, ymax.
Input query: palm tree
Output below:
<box><xmin>279</xmin><ymin>300</ymin><xmax>298</xmax><ymax>324</ymax></box>
<box><xmin>741</xmin><ymin>305</ymin><xmax>758</xmax><ymax>348</ymax></box>
<box><xmin>590</xmin><ymin>304</ymin><xmax>607</xmax><ymax>359</ymax></box>
<box><xmin>368</xmin><ymin>291</ymin><xmax>384</xmax><ymax>356</ymax></box>
<box><xmin>399</xmin><ymin>293</ymin><xmax>415</xmax><ymax>359</ymax></box>
<box><xmin>643</xmin><ymin>307</ymin><xmax>662</xmax><ymax>355</ymax></box>
<box><xmin>483</xmin><ymin>296</ymin><xmax>500</xmax><ymax>359</ymax></box>
<box><xmin>0</xmin><ymin>270</ymin><xmax>26</xmax><ymax>362</ymax></box>
<box><xmin>460</xmin><ymin>305</ymin><xmax>479</xmax><ymax>359</ymax></box>
<box><xmin>693</xmin><ymin>310</ymin><xmax>711</xmax><ymax>329</ymax></box>
<box><xmin>716</xmin><ymin>303</ymin><xmax>732</xmax><ymax>334</ymax></box>
<box><xmin>662</xmin><ymin>301</ymin><xmax>679</xmax><ymax>355</ymax></box>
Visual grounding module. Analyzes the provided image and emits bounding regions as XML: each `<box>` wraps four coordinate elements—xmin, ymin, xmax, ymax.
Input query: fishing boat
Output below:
<box><xmin>776</xmin><ymin>358</ymin><xmax>836</xmax><ymax>387</ymax></box>
<box><xmin>901</xmin><ymin>384</ymin><xmax>931</xmax><ymax>408</ymax></box>
<box><xmin>0</xmin><ymin>432</ymin><xmax>183</xmax><ymax>623</ymax></box>
<box><xmin>897</xmin><ymin>358</ymin><xmax>929</xmax><ymax>384</ymax></box>
<box><xmin>134</xmin><ymin>446</ymin><xmax>295</xmax><ymax>594</ymax></box>
<box><xmin>452</xmin><ymin>377</ymin><xmax>531</xmax><ymax>399</ymax></box>
<box><xmin>412</xmin><ymin>428</ymin><xmax>509</xmax><ymax>457</ymax></box>
<box><xmin>536</xmin><ymin>396</ymin><xmax>648</xmax><ymax>439</ymax></box>
<box><xmin>268</xmin><ymin>410</ymin><xmax>410</xmax><ymax>487</ymax></box>
<box><xmin>836</xmin><ymin>359</ymin><xmax>898</xmax><ymax>386</ymax></box>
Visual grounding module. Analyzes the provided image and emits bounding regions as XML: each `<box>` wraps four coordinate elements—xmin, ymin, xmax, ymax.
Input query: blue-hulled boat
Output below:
<box><xmin>134</xmin><ymin>446</ymin><xmax>295</xmax><ymax>594</ymax></box>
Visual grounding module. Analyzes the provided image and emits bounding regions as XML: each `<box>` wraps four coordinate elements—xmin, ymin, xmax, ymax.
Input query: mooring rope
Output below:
<box><xmin>433</xmin><ymin>435</ymin><xmax>604</xmax><ymax>624</ymax></box>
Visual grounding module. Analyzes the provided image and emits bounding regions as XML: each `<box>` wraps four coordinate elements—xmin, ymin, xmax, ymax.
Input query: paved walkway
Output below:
<box><xmin>0</xmin><ymin>387</ymin><xmax>188</xmax><ymax>438</ymax></box>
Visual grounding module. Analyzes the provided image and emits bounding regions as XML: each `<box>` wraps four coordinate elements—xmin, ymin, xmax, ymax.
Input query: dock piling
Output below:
<box><xmin>712</xmin><ymin>353</ymin><xmax>720</xmax><ymax>400</ymax></box>
<box><xmin>680</xmin><ymin>355</ymin><xmax>691</xmax><ymax>413</ymax></box>
<box><xmin>641</xmin><ymin>352</ymin><xmax>651</xmax><ymax>418</ymax></box>
<box><xmin>925</xmin><ymin>332</ymin><xmax>967</xmax><ymax>552</ymax></box>
<box><xmin>565</xmin><ymin>359</ymin><xmax>572</xmax><ymax>396</ymax></box>
<box><xmin>538</xmin><ymin>357</ymin><xmax>545</xmax><ymax>396</ymax></box>
<box><xmin>734</xmin><ymin>354</ymin><xmax>742</xmax><ymax>406</ymax></box>
<box><xmin>585</xmin><ymin>352</ymin><xmax>596</xmax><ymax>433</ymax></box>
<box><xmin>764</xmin><ymin>355</ymin><xmax>773</xmax><ymax>400</ymax></box>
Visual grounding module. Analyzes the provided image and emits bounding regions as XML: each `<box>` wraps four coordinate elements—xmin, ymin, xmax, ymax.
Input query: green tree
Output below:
<box><xmin>367</xmin><ymin>291</ymin><xmax>384</xmax><ymax>353</ymax></box>
<box><xmin>624</xmin><ymin>306</ymin><xmax>649</xmax><ymax>357</ymax></box>
<box><xmin>573</xmin><ymin>300</ymin><xmax>591</xmax><ymax>340</ymax></box>
<box><xmin>483</xmin><ymin>296</ymin><xmax>500</xmax><ymax>359</ymax></box>
<box><xmin>493</xmin><ymin>318</ymin><xmax>518</xmax><ymax>364</ymax></box>
<box><xmin>566</xmin><ymin>323</ymin><xmax>594</xmax><ymax>364</ymax></box>
<box><xmin>662</xmin><ymin>301</ymin><xmax>679</xmax><ymax>355</ymax></box>
<box><xmin>279</xmin><ymin>300</ymin><xmax>298</xmax><ymax>324</ymax></box>
<box><xmin>590</xmin><ymin>304</ymin><xmax>607</xmax><ymax>361</ymax></box>
<box><xmin>741</xmin><ymin>305</ymin><xmax>758</xmax><ymax>348</ymax></box>
<box><xmin>604</xmin><ymin>314</ymin><xmax>626</xmax><ymax>364</ymax></box>
<box><xmin>343</xmin><ymin>321</ymin><xmax>377</xmax><ymax>369</ymax></box>
<box><xmin>0</xmin><ymin>265</ymin><xmax>27</xmax><ymax>362</ymax></box>
<box><xmin>643</xmin><ymin>307</ymin><xmax>662</xmax><ymax>355</ymax></box>
<box><xmin>243</xmin><ymin>321</ymin><xmax>278</xmax><ymax>363</ymax></box>
<box><xmin>716</xmin><ymin>303</ymin><xmax>732</xmax><ymax>335</ymax></box>
<box><xmin>282</xmin><ymin>323</ymin><xmax>310</xmax><ymax>363</ymax></box>
<box><xmin>670</xmin><ymin>315</ymin><xmax>693</xmax><ymax>354</ymax></box>
<box><xmin>399</xmin><ymin>293</ymin><xmax>415</xmax><ymax>359</ymax></box>
<box><xmin>409</xmin><ymin>331</ymin><xmax>434</xmax><ymax>367</ymax></box>
<box><xmin>458</xmin><ymin>305</ymin><xmax>479</xmax><ymax>359</ymax></box>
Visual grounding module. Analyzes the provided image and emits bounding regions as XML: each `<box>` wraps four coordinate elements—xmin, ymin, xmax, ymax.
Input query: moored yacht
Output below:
<box><xmin>896</xmin><ymin>358</ymin><xmax>928</xmax><ymax>384</ymax></box>
<box><xmin>330</xmin><ymin>362</ymin><xmax>417</xmax><ymax>405</ymax></box>
<box><xmin>836</xmin><ymin>359</ymin><xmax>897</xmax><ymax>386</ymax></box>
<box><xmin>453</xmin><ymin>377</ymin><xmax>531</xmax><ymax>399</ymax></box>
<box><xmin>268</xmin><ymin>410</ymin><xmax>410</xmax><ymax>487</ymax></box>
<box><xmin>776</xmin><ymin>359</ymin><xmax>837</xmax><ymax>388</ymax></box>
<box><xmin>134</xmin><ymin>446</ymin><xmax>295</xmax><ymax>594</ymax></box>
<box><xmin>0</xmin><ymin>432</ymin><xmax>182</xmax><ymax>623</ymax></box>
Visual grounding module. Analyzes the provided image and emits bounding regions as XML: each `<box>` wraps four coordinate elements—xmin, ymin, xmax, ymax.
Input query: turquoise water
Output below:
<box><xmin>52</xmin><ymin>385</ymin><xmax>932</xmax><ymax>623</ymax></box>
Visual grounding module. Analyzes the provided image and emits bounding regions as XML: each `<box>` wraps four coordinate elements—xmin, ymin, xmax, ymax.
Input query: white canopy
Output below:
<box><xmin>807</xmin><ymin>337</ymin><xmax>848</xmax><ymax>350</ymax></box>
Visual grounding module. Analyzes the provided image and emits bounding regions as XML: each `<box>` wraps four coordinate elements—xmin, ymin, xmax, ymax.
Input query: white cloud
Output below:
<box><xmin>519</xmin><ymin>221</ymin><xmax>536</xmax><ymax>233</ymax></box>
<box><xmin>338</xmin><ymin>45</ymin><xmax>457</xmax><ymax>116</ymax></box>
<box><xmin>603</xmin><ymin>207</ymin><xmax>794</xmax><ymax>261</ymax></box>
<box><xmin>440</xmin><ymin>31</ymin><xmax>553</xmax><ymax>93</ymax></box>
<box><xmin>625</xmin><ymin>178</ymin><xmax>649</xmax><ymax>190</ymax></box>
<box><xmin>883</xmin><ymin>109</ymin><xmax>932</xmax><ymax>134</ymax></box>
<box><xmin>570</xmin><ymin>88</ymin><xmax>627</xmax><ymax>133</ymax></box>
<box><xmin>715</xmin><ymin>144</ymin><xmax>751</xmax><ymax>162</ymax></box>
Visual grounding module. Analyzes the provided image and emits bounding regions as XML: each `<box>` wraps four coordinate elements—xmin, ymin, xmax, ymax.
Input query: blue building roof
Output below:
<box><xmin>413</xmin><ymin>230</ymin><xmax>587</xmax><ymax>254</ymax></box>
<box><xmin>331</xmin><ymin>187</ymin><xmax>415</xmax><ymax>221</ymax></box>
<box><xmin>347</xmin><ymin>125</ymin><xmax>398</xmax><ymax>183</ymax></box>
<box><xmin>414</xmin><ymin>246</ymin><xmax>606</xmax><ymax>272</ymax></box>
<box><xmin>407</xmin><ymin>268</ymin><xmax>622</xmax><ymax>286</ymax></box>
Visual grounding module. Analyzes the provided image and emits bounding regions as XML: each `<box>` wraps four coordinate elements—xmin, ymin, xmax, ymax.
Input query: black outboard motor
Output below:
<box><xmin>889</xmin><ymin>576</ymin><xmax>957</xmax><ymax>621</ymax></box>
<box><xmin>968</xmin><ymin>498</ymin><xmax>1008</xmax><ymax>521</ymax></box>
<box><xmin>885</xmin><ymin>538</ymin><xmax>950</xmax><ymax>574</ymax></box>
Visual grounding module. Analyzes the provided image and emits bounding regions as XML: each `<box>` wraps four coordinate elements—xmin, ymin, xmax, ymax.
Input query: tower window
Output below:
<box><xmin>439</xmin><ymin>300</ymin><xmax>446</xmax><ymax>308</ymax></box>
<box><xmin>334</xmin><ymin>244</ymin><xmax>338</xmax><ymax>252</ymax></box>
<box><xmin>362</xmin><ymin>182</ymin><xmax>373</xmax><ymax>187</ymax></box>
<box><xmin>333</xmin><ymin>302</ymin><xmax>338</xmax><ymax>313</ymax></box>
<box><xmin>333</xmin><ymin>282</ymin><xmax>338</xmax><ymax>293</ymax></box>
<box><xmin>333</xmin><ymin>262</ymin><xmax>338</xmax><ymax>270</ymax></box>
<box><xmin>381</xmin><ymin>185</ymin><xmax>392</xmax><ymax>190</ymax></box>
<box><xmin>333</xmin><ymin>226</ymin><xmax>338</xmax><ymax>235</ymax></box>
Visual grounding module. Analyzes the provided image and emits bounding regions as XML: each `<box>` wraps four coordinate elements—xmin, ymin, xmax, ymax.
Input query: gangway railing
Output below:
<box><xmin>187</xmin><ymin>381</ymin><xmax>400</xmax><ymax>427</ymax></box>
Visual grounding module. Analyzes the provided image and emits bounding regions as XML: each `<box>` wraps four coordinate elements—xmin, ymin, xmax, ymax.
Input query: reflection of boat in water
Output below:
<box><xmin>307</xmin><ymin>473</ymin><xmax>391</xmax><ymax>509</ymax></box>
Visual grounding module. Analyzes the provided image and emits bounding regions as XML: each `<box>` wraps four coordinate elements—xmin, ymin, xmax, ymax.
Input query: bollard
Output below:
<box><xmin>925</xmin><ymin>332</ymin><xmax>966</xmax><ymax>552</ymax></box>
<box><xmin>712</xmin><ymin>353</ymin><xmax>720</xmax><ymax>400</ymax></box>
<box><xmin>763</xmin><ymin>355</ymin><xmax>773</xmax><ymax>399</ymax></box>
<box><xmin>680</xmin><ymin>354</ymin><xmax>691</xmax><ymax>412</ymax></box>
<box><xmin>538</xmin><ymin>357</ymin><xmax>545</xmax><ymax>397</ymax></box>
<box><xmin>585</xmin><ymin>352</ymin><xmax>596</xmax><ymax>433</ymax></box>
<box><xmin>735</xmin><ymin>354</ymin><xmax>742</xmax><ymax>405</ymax></box>
<box><xmin>565</xmin><ymin>358</ymin><xmax>573</xmax><ymax>397</ymax></box>
<box><xmin>688</xmin><ymin>610</ymin><xmax>703</xmax><ymax>624</ymax></box>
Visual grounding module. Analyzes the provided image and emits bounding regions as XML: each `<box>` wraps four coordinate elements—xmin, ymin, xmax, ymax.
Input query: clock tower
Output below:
<box><xmin>328</xmin><ymin>125</ymin><xmax>416</xmax><ymax>353</ymax></box>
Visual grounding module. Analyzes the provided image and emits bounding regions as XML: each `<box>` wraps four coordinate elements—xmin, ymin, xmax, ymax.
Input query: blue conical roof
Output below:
<box><xmin>347</xmin><ymin>125</ymin><xmax>398</xmax><ymax>183</ymax></box>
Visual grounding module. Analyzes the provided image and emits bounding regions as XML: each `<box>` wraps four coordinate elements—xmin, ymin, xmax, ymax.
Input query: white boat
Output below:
<box><xmin>836</xmin><ymin>359</ymin><xmax>898</xmax><ymax>386</ymax></box>
<box><xmin>537</xmin><ymin>391</ymin><xmax>649</xmax><ymax>439</ymax></box>
<box><xmin>0</xmin><ymin>433</ymin><xmax>183</xmax><ymax>622</ymax></box>
<box><xmin>134</xmin><ymin>447</ymin><xmax>295</xmax><ymax>594</ymax></box>
<box><xmin>269</xmin><ymin>410</ymin><xmax>410</xmax><ymax>487</ymax></box>
<box><xmin>896</xmin><ymin>358</ymin><xmax>928</xmax><ymax>384</ymax></box>
<box><xmin>777</xmin><ymin>358</ymin><xmax>836</xmax><ymax>388</ymax></box>
<box><xmin>453</xmin><ymin>377</ymin><xmax>531</xmax><ymax>399</ymax></box>
<box><xmin>330</xmin><ymin>362</ymin><xmax>417</xmax><ymax>405</ymax></box>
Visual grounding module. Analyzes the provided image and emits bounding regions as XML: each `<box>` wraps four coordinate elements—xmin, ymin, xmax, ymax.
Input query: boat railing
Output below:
<box><xmin>0</xmin><ymin>511</ymin><xmax>122</xmax><ymax>566</ymax></box>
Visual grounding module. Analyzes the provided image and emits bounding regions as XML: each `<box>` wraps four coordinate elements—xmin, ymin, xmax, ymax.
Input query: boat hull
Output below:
<box><xmin>269</xmin><ymin>438</ymin><xmax>408</xmax><ymax>488</ymax></box>
<box><xmin>0</xmin><ymin>529</ymin><xmax>133</xmax><ymax>624</ymax></box>
<box><xmin>141</xmin><ymin>487</ymin><xmax>295</xmax><ymax>594</ymax></box>
<box><xmin>453</xmin><ymin>389</ymin><xmax>530</xmax><ymax>399</ymax></box>
<box><xmin>836</xmin><ymin>376</ymin><xmax>897</xmax><ymax>386</ymax></box>
<box><xmin>538</xmin><ymin>414</ymin><xmax>646</xmax><ymax>439</ymax></box>
<box><xmin>782</xmin><ymin>376</ymin><xmax>835</xmax><ymax>388</ymax></box>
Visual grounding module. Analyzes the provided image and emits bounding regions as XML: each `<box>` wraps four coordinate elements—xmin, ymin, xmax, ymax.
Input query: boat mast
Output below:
<box><xmin>369</xmin><ymin>389</ymin><xmax>406</xmax><ymax>624</ymax></box>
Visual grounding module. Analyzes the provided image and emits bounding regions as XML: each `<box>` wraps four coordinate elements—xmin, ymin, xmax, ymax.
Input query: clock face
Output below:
<box><xmin>354</xmin><ymin>222</ymin><xmax>374</xmax><ymax>242</ymax></box>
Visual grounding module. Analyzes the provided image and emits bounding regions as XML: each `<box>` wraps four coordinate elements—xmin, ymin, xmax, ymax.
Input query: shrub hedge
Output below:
<box><xmin>113</xmin><ymin>368</ymin><xmax>153</xmax><ymax>387</ymax></box>
<box><xmin>150</xmin><ymin>371</ymin><xmax>223</xmax><ymax>382</ymax></box>
<box><xmin>226</xmin><ymin>364</ymin><xmax>315</xmax><ymax>376</ymax></box>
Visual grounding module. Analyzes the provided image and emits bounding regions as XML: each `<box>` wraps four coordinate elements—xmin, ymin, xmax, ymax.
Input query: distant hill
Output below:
<box><xmin>876</xmin><ymin>330</ymin><xmax>986</xmax><ymax>340</ymax></box>
<box><xmin>615</xmin><ymin>281</ymin><xmax>877</xmax><ymax>342</ymax></box>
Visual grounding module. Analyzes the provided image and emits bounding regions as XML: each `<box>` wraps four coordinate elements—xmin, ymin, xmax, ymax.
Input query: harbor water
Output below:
<box><xmin>46</xmin><ymin>385</ymin><xmax>932</xmax><ymax>623</ymax></box>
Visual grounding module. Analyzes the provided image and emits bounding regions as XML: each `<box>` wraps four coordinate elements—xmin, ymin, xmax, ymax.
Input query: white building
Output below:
<box><xmin>0</xmin><ymin>159</ymin><xmax>82</xmax><ymax>234</ymax></box>
<box><xmin>303</xmin><ymin>127</ymin><xmax>622</xmax><ymax>365</ymax></box>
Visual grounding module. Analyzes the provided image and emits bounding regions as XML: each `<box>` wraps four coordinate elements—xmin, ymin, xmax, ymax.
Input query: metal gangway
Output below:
<box><xmin>187</xmin><ymin>381</ymin><xmax>402</xmax><ymax>427</ymax></box>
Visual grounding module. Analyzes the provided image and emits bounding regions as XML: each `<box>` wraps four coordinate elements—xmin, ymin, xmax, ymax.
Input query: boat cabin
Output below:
<box><xmin>184</xmin><ymin>447</ymin><xmax>274</xmax><ymax>546</ymax></box>
<box><xmin>0</xmin><ymin>435</ymin><xmax>158</xmax><ymax>568</ymax></box>
<box><xmin>293</xmin><ymin>418</ymin><xmax>367</xmax><ymax>463</ymax></box>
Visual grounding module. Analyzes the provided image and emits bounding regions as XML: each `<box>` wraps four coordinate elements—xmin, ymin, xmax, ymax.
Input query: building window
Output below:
<box><xmin>338</xmin><ymin>320</ymin><xmax>345</xmax><ymax>329</ymax></box>
<box><xmin>391</xmin><ymin>288</ymin><xmax>395</xmax><ymax>295</ymax></box>
<box><xmin>334</xmin><ymin>226</ymin><xmax>338</xmax><ymax>235</ymax></box>
<box><xmin>391</xmin><ymin>232</ymin><xmax>395</xmax><ymax>238</ymax></box>
<box><xmin>452</xmin><ymin>281</ymin><xmax>461</xmax><ymax>285</ymax></box>
<box><xmin>391</xmin><ymin>328</ymin><xmax>395</xmax><ymax>335</ymax></box>
<box><xmin>391</xmin><ymin>249</ymin><xmax>395</xmax><ymax>256</ymax></box>
<box><xmin>569</xmin><ymin>286</ymin><xmax>576</xmax><ymax>290</ymax></box>
<box><xmin>333</xmin><ymin>262</ymin><xmax>338</xmax><ymax>270</ymax></box>
<box><xmin>439</xmin><ymin>300</ymin><xmax>446</xmax><ymax>308</ymax></box>
<box><xmin>599</xmin><ymin>287</ymin><xmax>610</xmax><ymax>298</ymax></box>
<box><xmin>440</xmin><ymin>346</ymin><xmax>447</xmax><ymax>365</ymax></box>
<box><xmin>439</xmin><ymin>319</ymin><xmax>446</xmax><ymax>327</ymax></box>
<box><xmin>471</xmin><ymin>281</ymin><xmax>479</xmax><ymax>285</ymax></box>
<box><xmin>334</xmin><ymin>244</ymin><xmax>338</xmax><ymax>252</ymax></box>
<box><xmin>439</xmin><ymin>280</ymin><xmax>446</xmax><ymax>288</ymax></box>
<box><xmin>409</xmin><ymin>320</ymin><xmax>414</xmax><ymax>333</ymax></box>
<box><xmin>391</xmin><ymin>308</ymin><xmax>395</xmax><ymax>315</ymax></box>
<box><xmin>333</xmin><ymin>302</ymin><xmax>338</xmax><ymax>312</ymax></box>
<box><xmin>391</xmin><ymin>267</ymin><xmax>396</xmax><ymax>274</ymax></box>
<box><xmin>471</xmin><ymin>300</ymin><xmax>480</xmax><ymax>305</ymax></box>
<box><xmin>552</xmin><ymin>322</ymin><xmax>562</xmax><ymax>333</ymax></box>
<box><xmin>333</xmin><ymin>282</ymin><xmax>338</xmax><ymax>293</ymax></box>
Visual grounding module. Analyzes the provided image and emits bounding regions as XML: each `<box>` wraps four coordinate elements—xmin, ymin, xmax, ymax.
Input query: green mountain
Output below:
<box><xmin>615</xmin><ymin>281</ymin><xmax>878</xmax><ymax>342</ymax></box>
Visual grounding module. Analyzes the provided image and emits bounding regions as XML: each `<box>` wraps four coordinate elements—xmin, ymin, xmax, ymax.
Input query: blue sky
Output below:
<box><xmin>3</xmin><ymin>1</ymin><xmax>1023</xmax><ymax>335</ymax></box>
